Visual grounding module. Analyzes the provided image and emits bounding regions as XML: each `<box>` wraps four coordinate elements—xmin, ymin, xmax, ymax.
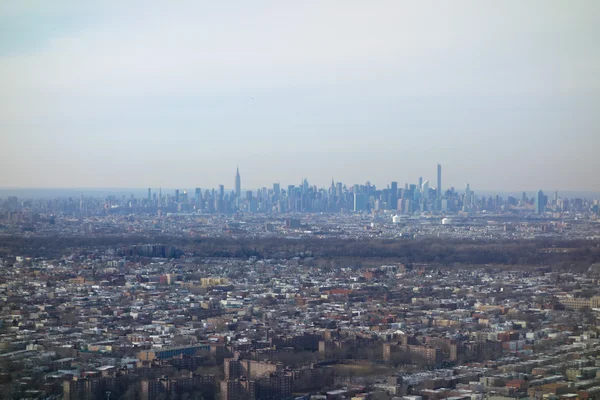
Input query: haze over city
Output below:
<box><xmin>4</xmin><ymin>3</ymin><xmax>600</xmax><ymax>400</ymax></box>
<box><xmin>2</xmin><ymin>1</ymin><xmax>600</xmax><ymax>190</ymax></box>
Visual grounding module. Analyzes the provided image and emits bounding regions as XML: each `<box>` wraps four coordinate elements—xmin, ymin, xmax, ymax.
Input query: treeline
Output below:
<box><xmin>1</xmin><ymin>234</ymin><xmax>599</xmax><ymax>269</ymax></box>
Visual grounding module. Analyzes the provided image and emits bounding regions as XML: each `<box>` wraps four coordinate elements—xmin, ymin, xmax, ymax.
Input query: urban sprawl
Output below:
<box><xmin>1</xmin><ymin>166</ymin><xmax>600</xmax><ymax>400</ymax></box>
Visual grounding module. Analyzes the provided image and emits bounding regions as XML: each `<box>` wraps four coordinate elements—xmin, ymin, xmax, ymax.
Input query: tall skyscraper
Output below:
<box><xmin>422</xmin><ymin>180</ymin><xmax>429</xmax><ymax>200</ymax></box>
<box><xmin>235</xmin><ymin>166</ymin><xmax>241</xmax><ymax>198</ymax></box>
<box><xmin>147</xmin><ymin>188</ymin><xmax>151</xmax><ymax>202</ymax></box>
<box><xmin>354</xmin><ymin>193</ymin><xmax>367</xmax><ymax>212</ymax></box>
<box><xmin>175</xmin><ymin>189</ymin><xmax>180</xmax><ymax>203</ymax></box>
<box><xmin>217</xmin><ymin>185</ymin><xmax>225</xmax><ymax>213</ymax></box>
<box><xmin>390</xmin><ymin>181</ymin><xmax>398</xmax><ymax>210</ymax></box>
<box><xmin>437</xmin><ymin>164</ymin><xmax>442</xmax><ymax>199</ymax></box>
<box><xmin>535</xmin><ymin>190</ymin><xmax>546</xmax><ymax>215</ymax></box>
<box><xmin>302</xmin><ymin>178</ymin><xmax>309</xmax><ymax>193</ymax></box>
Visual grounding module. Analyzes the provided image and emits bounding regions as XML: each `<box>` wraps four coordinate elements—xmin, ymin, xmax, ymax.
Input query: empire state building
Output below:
<box><xmin>235</xmin><ymin>166</ymin><xmax>241</xmax><ymax>198</ymax></box>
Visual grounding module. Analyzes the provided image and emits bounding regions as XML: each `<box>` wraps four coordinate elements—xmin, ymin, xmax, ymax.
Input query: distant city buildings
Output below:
<box><xmin>535</xmin><ymin>190</ymin><xmax>548</xmax><ymax>215</ymax></box>
<box><xmin>1</xmin><ymin>165</ymin><xmax>599</xmax><ymax>220</ymax></box>
<box><xmin>437</xmin><ymin>163</ymin><xmax>442</xmax><ymax>200</ymax></box>
<box><xmin>235</xmin><ymin>166</ymin><xmax>241</xmax><ymax>199</ymax></box>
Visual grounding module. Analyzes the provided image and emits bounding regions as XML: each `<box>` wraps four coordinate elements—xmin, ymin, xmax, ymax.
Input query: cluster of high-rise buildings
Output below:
<box><xmin>1</xmin><ymin>165</ymin><xmax>599</xmax><ymax>219</ymax></box>
<box><xmin>134</xmin><ymin>165</ymin><xmax>592</xmax><ymax>216</ymax></box>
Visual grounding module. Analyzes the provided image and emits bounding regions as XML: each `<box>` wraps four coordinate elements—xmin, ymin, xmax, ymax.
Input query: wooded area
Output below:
<box><xmin>1</xmin><ymin>235</ymin><xmax>598</xmax><ymax>271</ymax></box>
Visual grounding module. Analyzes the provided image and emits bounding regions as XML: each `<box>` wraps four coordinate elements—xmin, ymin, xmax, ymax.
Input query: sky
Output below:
<box><xmin>1</xmin><ymin>1</ymin><xmax>599</xmax><ymax>192</ymax></box>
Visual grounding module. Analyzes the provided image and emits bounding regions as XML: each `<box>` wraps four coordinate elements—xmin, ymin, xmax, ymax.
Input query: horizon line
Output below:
<box><xmin>1</xmin><ymin>186</ymin><xmax>599</xmax><ymax>195</ymax></box>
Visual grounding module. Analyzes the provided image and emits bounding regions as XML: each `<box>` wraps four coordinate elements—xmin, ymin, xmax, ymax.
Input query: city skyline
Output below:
<box><xmin>3</xmin><ymin>3</ymin><xmax>600</xmax><ymax>399</ymax></box>
<box><xmin>2</xmin><ymin>2</ymin><xmax>600</xmax><ymax>191</ymax></box>
<box><xmin>4</xmin><ymin>165</ymin><xmax>598</xmax><ymax>216</ymax></box>
<box><xmin>0</xmin><ymin>162</ymin><xmax>597</xmax><ymax>195</ymax></box>
<box><xmin>0</xmin><ymin>161</ymin><xmax>597</xmax><ymax>197</ymax></box>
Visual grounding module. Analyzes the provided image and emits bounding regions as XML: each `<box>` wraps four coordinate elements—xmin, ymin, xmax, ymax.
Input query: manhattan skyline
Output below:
<box><xmin>0</xmin><ymin>163</ymin><xmax>598</xmax><ymax>196</ymax></box>
<box><xmin>3</xmin><ymin>3</ymin><xmax>600</xmax><ymax>398</ymax></box>
<box><xmin>1</xmin><ymin>164</ymin><xmax>599</xmax><ymax>204</ymax></box>
<box><xmin>2</xmin><ymin>1</ymin><xmax>600</xmax><ymax>191</ymax></box>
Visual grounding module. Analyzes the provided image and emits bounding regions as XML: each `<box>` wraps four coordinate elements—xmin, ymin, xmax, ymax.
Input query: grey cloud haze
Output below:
<box><xmin>1</xmin><ymin>1</ymin><xmax>599</xmax><ymax>191</ymax></box>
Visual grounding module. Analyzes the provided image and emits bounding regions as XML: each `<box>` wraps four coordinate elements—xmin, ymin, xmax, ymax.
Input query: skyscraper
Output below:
<box><xmin>217</xmin><ymin>185</ymin><xmax>225</xmax><ymax>213</ymax></box>
<box><xmin>464</xmin><ymin>183</ymin><xmax>471</xmax><ymax>209</ymax></box>
<box><xmin>354</xmin><ymin>193</ymin><xmax>367</xmax><ymax>212</ymax></box>
<box><xmin>535</xmin><ymin>190</ymin><xmax>546</xmax><ymax>215</ymax></box>
<box><xmin>422</xmin><ymin>180</ymin><xmax>429</xmax><ymax>200</ymax></box>
<box><xmin>235</xmin><ymin>166</ymin><xmax>241</xmax><ymax>198</ymax></box>
<box><xmin>390</xmin><ymin>181</ymin><xmax>398</xmax><ymax>210</ymax></box>
<box><xmin>147</xmin><ymin>188</ymin><xmax>151</xmax><ymax>202</ymax></box>
<box><xmin>437</xmin><ymin>164</ymin><xmax>442</xmax><ymax>199</ymax></box>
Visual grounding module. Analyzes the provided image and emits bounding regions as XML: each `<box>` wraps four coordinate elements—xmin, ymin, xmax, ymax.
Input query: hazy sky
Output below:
<box><xmin>1</xmin><ymin>1</ymin><xmax>599</xmax><ymax>191</ymax></box>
